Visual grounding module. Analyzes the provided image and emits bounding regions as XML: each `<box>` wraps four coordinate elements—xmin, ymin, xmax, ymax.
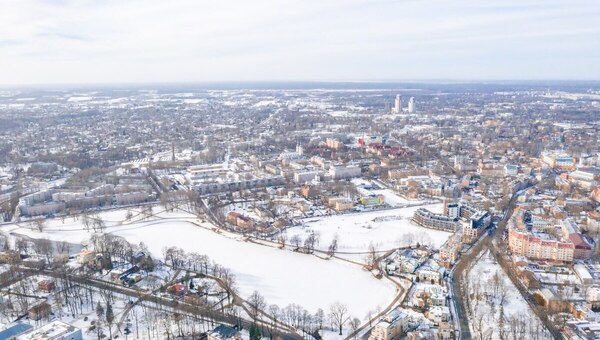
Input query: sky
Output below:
<box><xmin>0</xmin><ymin>0</ymin><xmax>599</xmax><ymax>85</ymax></box>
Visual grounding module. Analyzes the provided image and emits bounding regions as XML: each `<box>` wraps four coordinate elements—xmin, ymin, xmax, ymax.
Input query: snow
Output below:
<box><xmin>286</xmin><ymin>204</ymin><xmax>452</xmax><ymax>255</ymax></box>
<box><xmin>66</xmin><ymin>96</ymin><xmax>93</xmax><ymax>102</ymax></box>
<box><xmin>1</xmin><ymin>209</ymin><xmax>396</xmax><ymax>318</ymax></box>
<box><xmin>466</xmin><ymin>251</ymin><xmax>549</xmax><ymax>339</ymax></box>
<box><xmin>183</xmin><ymin>99</ymin><xmax>206</xmax><ymax>104</ymax></box>
<box><xmin>351</xmin><ymin>178</ymin><xmax>428</xmax><ymax>207</ymax></box>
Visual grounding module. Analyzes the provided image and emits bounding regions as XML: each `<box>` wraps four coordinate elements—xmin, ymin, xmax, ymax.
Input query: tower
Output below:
<box><xmin>408</xmin><ymin>97</ymin><xmax>416</xmax><ymax>113</ymax></box>
<box><xmin>393</xmin><ymin>94</ymin><xmax>402</xmax><ymax>113</ymax></box>
<box><xmin>296</xmin><ymin>143</ymin><xmax>304</xmax><ymax>156</ymax></box>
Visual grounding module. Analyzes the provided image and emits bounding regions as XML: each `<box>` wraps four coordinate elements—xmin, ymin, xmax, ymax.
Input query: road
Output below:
<box><xmin>449</xmin><ymin>191</ymin><xmax>520</xmax><ymax>340</ymax></box>
<box><xmin>18</xmin><ymin>267</ymin><xmax>303</xmax><ymax>339</ymax></box>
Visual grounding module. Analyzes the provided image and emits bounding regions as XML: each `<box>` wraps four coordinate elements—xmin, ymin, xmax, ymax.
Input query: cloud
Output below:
<box><xmin>0</xmin><ymin>0</ymin><xmax>599</xmax><ymax>84</ymax></box>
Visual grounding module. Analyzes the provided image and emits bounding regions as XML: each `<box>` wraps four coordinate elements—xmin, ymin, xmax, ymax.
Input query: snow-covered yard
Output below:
<box><xmin>466</xmin><ymin>251</ymin><xmax>550</xmax><ymax>339</ymax></box>
<box><xmin>1</xmin><ymin>208</ymin><xmax>396</xmax><ymax>319</ymax></box>
<box><xmin>286</xmin><ymin>203</ymin><xmax>452</xmax><ymax>256</ymax></box>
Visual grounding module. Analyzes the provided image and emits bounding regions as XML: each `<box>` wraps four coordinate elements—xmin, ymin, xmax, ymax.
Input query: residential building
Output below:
<box><xmin>369</xmin><ymin>307</ymin><xmax>409</xmax><ymax>340</ymax></box>
<box><xmin>412</xmin><ymin>208</ymin><xmax>460</xmax><ymax>232</ymax></box>
<box><xmin>393</xmin><ymin>94</ymin><xmax>402</xmax><ymax>114</ymax></box>
<box><xmin>329</xmin><ymin>165</ymin><xmax>361</xmax><ymax>180</ymax></box>
<box><xmin>508</xmin><ymin>226</ymin><xmax>575</xmax><ymax>263</ymax></box>
<box><xmin>360</xmin><ymin>194</ymin><xmax>385</xmax><ymax>206</ymax></box>
<box><xmin>407</xmin><ymin>97</ymin><xmax>416</xmax><ymax>113</ymax></box>
<box><xmin>541</xmin><ymin>152</ymin><xmax>576</xmax><ymax>171</ymax></box>
<box><xmin>28</xmin><ymin>301</ymin><xmax>52</xmax><ymax>321</ymax></box>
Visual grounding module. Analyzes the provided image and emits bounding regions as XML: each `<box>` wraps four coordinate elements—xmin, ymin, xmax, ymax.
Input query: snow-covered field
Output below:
<box><xmin>466</xmin><ymin>251</ymin><xmax>550</xmax><ymax>339</ymax></box>
<box><xmin>0</xmin><ymin>208</ymin><xmax>396</xmax><ymax>318</ymax></box>
<box><xmin>351</xmin><ymin>178</ymin><xmax>429</xmax><ymax>207</ymax></box>
<box><xmin>286</xmin><ymin>203</ymin><xmax>452</xmax><ymax>255</ymax></box>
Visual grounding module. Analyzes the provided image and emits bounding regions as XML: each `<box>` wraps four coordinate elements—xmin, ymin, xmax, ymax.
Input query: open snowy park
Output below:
<box><xmin>0</xmin><ymin>207</ymin><xmax>397</xmax><ymax>319</ymax></box>
<box><xmin>286</xmin><ymin>203</ymin><xmax>452</xmax><ymax>255</ymax></box>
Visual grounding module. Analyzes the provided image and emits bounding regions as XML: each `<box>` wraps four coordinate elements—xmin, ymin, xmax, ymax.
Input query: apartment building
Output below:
<box><xmin>508</xmin><ymin>227</ymin><xmax>575</xmax><ymax>263</ymax></box>
<box><xmin>541</xmin><ymin>152</ymin><xmax>576</xmax><ymax>171</ymax></box>
<box><xmin>412</xmin><ymin>208</ymin><xmax>460</xmax><ymax>232</ymax></box>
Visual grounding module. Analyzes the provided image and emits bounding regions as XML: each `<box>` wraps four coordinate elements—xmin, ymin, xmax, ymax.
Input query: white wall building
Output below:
<box><xmin>393</xmin><ymin>94</ymin><xmax>402</xmax><ymax>114</ymax></box>
<box><xmin>408</xmin><ymin>97</ymin><xmax>416</xmax><ymax>113</ymax></box>
<box><xmin>17</xmin><ymin>321</ymin><xmax>82</xmax><ymax>340</ymax></box>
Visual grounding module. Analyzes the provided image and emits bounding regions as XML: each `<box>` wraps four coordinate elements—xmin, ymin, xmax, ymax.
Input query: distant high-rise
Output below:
<box><xmin>393</xmin><ymin>94</ymin><xmax>402</xmax><ymax>113</ymax></box>
<box><xmin>408</xmin><ymin>97</ymin><xmax>416</xmax><ymax>113</ymax></box>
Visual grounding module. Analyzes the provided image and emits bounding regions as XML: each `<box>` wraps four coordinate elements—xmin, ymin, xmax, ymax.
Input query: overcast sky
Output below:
<box><xmin>1</xmin><ymin>0</ymin><xmax>599</xmax><ymax>85</ymax></box>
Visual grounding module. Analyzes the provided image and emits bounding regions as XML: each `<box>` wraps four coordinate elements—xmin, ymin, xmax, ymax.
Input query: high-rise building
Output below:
<box><xmin>408</xmin><ymin>97</ymin><xmax>416</xmax><ymax>113</ymax></box>
<box><xmin>393</xmin><ymin>94</ymin><xmax>402</xmax><ymax>113</ymax></box>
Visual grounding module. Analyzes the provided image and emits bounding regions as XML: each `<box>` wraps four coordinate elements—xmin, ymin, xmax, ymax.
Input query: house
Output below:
<box><xmin>132</xmin><ymin>251</ymin><xmax>146</xmax><ymax>264</ymax></box>
<box><xmin>592</xmin><ymin>187</ymin><xmax>600</xmax><ymax>203</ymax></box>
<box><xmin>77</xmin><ymin>249</ymin><xmax>96</xmax><ymax>264</ymax></box>
<box><xmin>416</xmin><ymin>265</ymin><xmax>444</xmax><ymax>284</ymax></box>
<box><xmin>570</xmin><ymin>303</ymin><xmax>594</xmax><ymax>321</ymax></box>
<box><xmin>414</xmin><ymin>285</ymin><xmax>447</xmax><ymax>307</ymax></box>
<box><xmin>326</xmin><ymin>197</ymin><xmax>355</xmax><ymax>212</ymax></box>
<box><xmin>574</xmin><ymin>264</ymin><xmax>593</xmax><ymax>285</ymax></box>
<box><xmin>438</xmin><ymin>322</ymin><xmax>454</xmax><ymax>339</ymax></box>
<box><xmin>28</xmin><ymin>301</ymin><xmax>52</xmax><ymax>321</ymax></box>
<box><xmin>226</xmin><ymin>211</ymin><xmax>255</xmax><ymax>229</ymax></box>
<box><xmin>567</xmin><ymin>233</ymin><xmax>593</xmax><ymax>260</ymax></box>
<box><xmin>586</xmin><ymin>285</ymin><xmax>600</xmax><ymax>307</ymax></box>
<box><xmin>386</xmin><ymin>248</ymin><xmax>429</xmax><ymax>275</ymax></box>
<box><xmin>167</xmin><ymin>283</ymin><xmax>188</xmax><ymax>296</ymax></box>
<box><xmin>38</xmin><ymin>279</ymin><xmax>56</xmax><ymax>293</ymax></box>
<box><xmin>360</xmin><ymin>194</ymin><xmax>385</xmax><ymax>206</ymax></box>
<box><xmin>22</xmin><ymin>257</ymin><xmax>45</xmax><ymax>270</ymax></box>
<box><xmin>426</xmin><ymin>306</ymin><xmax>450</xmax><ymax>325</ymax></box>
<box><xmin>368</xmin><ymin>307</ymin><xmax>410</xmax><ymax>340</ymax></box>
<box><xmin>439</xmin><ymin>245</ymin><xmax>458</xmax><ymax>266</ymax></box>
<box><xmin>299</xmin><ymin>185</ymin><xmax>318</xmax><ymax>198</ymax></box>
<box><xmin>254</xmin><ymin>207</ymin><xmax>273</xmax><ymax>219</ymax></box>
<box><xmin>207</xmin><ymin>324</ymin><xmax>242</xmax><ymax>340</ymax></box>
<box><xmin>533</xmin><ymin>288</ymin><xmax>567</xmax><ymax>312</ymax></box>
<box><xmin>406</xmin><ymin>330</ymin><xmax>435</xmax><ymax>340</ymax></box>
<box><xmin>226</xmin><ymin>211</ymin><xmax>241</xmax><ymax>225</ymax></box>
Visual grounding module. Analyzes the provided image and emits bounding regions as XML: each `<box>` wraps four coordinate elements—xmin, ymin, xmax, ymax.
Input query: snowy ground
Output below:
<box><xmin>351</xmin><ymin>178</ymin><xmax>429</xmax><ymax>207</ymax></box>
<box><xmin>286</xmin><ymin>203</ymin><xmax>451</xmax><ymax>257</ymax></box>
<box><xmin>466</xmin><ymin>251</ymin><xmax>550</xmax><ymax>339</ymax></box>
<box><xmin>0</xmin><ymin>208</ymin><xmax>396</xmax><ymax>319</ymax></box>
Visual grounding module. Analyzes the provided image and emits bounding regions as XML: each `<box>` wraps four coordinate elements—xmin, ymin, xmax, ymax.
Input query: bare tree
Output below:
<box><xmin>249</xmin><ymin>290</ymin><xmax>266</xmax><ymax>322</ymax></box>
<box><xmin>303</xmin><ymin>231</ymin><xmax>319</xmax><ymax>253</ymax></box>
<box><xmin>55</xmin><ymin>240</ymin><xmax>71</xmax><ymax>255</ymax></box>
<box><xmin>277</xmin><ymin>232</ymin><xmax>287</xmax><ymax>248</ymax></box>
<box><xmin>33</xmin><ymin>238</ymin><xmax>54</xmax><ymax>264</ymax></box>
<box><xmin>329</xmin><ymin>302</ymin><xmax>349</xmax><ymax>335</ymax></box>
<box><xmin>268</xmin><ymin>304</ymin><xmax>280</xmax><ymax>338</ymax></box>
<box><xmin>401</xmin><ymin>232</ymin><xmax>415</xmax><ymax>247</ymax></box>
<box><xmin>365</xmin><ymin>242</ymin><xmax>378</xmax><ymax>269</ymax></box>
<box><xmin>327</xmin><ymin>235</ymin><xmax>339</xmax><ymax>257</ymax></box>
<box><xmin>314</xmin><ymin>308</ymin><xmax>325</xmax><ymax>332</ymax></box>
<box><xmin>92</xmin><ymin>217</ymin><xmax>106</xmax><ymax>233</ymax></box>
<box><xmin>290</xmin><ymin>235</ymin><xmax>302</xmax><ymax>251</ymax></box>
<box><xmin>32</xmin><ymin>217</ymin><xmax>46</xmax><ymax>232</ymax></box>
<box><xmin>349</xmin><ymin>317</ymin><xmax>361</xmax><ymax>339</ymax></box>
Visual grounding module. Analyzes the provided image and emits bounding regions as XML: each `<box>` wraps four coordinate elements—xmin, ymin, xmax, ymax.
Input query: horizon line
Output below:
<box><xmin>1</xmin><ymin>79</ymin><xmax>600</xmax><ymax>89</ymax></box>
